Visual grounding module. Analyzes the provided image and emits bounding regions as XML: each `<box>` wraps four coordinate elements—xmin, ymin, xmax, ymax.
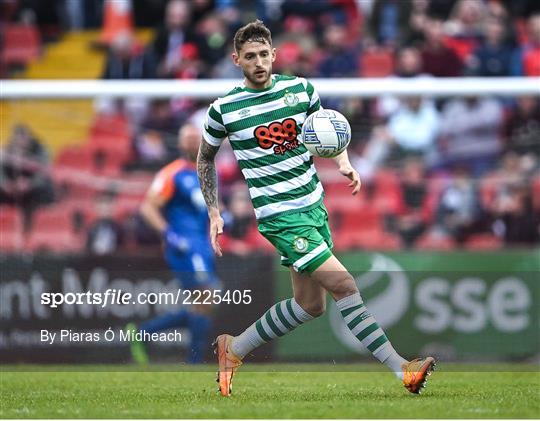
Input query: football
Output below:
<box><xmin>301</xmin><ymin>109</ymin><xmax>351</xmax><ymax>158</ymax></box>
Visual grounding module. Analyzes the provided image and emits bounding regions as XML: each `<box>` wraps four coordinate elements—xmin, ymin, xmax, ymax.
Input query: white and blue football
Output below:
<box><xmin>301</xmin><ymin>109</ymin><xmax>351</xmax><ymax>158</ymax></box>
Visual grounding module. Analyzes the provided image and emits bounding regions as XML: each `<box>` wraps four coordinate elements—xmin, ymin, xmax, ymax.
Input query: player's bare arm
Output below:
<box><xmin>197</xmin><ymin>139</ymin><xmax>224</xmax><ymax>257</ymax></box>
<box><xmin>332</xmin><ymin>149</ymin><xmax>361</xmax><ymax>195</ymax></box>
<box><xmin>140</xmin><ymin>192</ymin><xmax>168</xmax><ymax>234</ymax></box>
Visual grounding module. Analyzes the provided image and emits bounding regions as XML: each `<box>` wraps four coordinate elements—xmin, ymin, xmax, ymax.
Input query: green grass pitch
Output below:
<box><xmin>1</xmin><ymin>364</ymin><xmax>539</xmax><ymax>419</ymax></box>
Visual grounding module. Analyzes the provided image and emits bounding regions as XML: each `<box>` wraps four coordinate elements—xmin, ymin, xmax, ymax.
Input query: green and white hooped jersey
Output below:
<box><xmin>203</xmin><ymin>74</ymin><xmax>322</xmax><ymax>221</ymax></box>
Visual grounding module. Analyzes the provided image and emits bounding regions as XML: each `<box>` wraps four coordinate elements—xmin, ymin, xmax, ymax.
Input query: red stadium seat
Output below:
<box><xmin>0</xmin><ymin>206</ymin><xmax>22</xmax><ymax>231</ymax></box>
<box><xmin>372</xmin><ymin>169</ymin><xmax>400</xmax><ymax>214</ymax></box>
<box><xmin>0</xmin><ymin>206</ymin><xmax>24</xmax><ymax>252</ymax></box>
<box><xmin>31</xmin><ymin>206</ymin><xmax>74</xmax><ymax>233</ymax></box>
<box><xmin>1</xmin><ymin>24</ymin><xmax>40</xmax><ymax>66</ymax></box>
<box><xmin>27</xmin><ymin>206</ymin><xmax>83</xmax><ymax>252</ymax></box>
<box><xmin>341</xmin><ymin>205</ymin><xmax>382</xmax><ymax>231</ymax></box>
<box><xmin>360</xmin><ymin>48</ymin><xmax>394</xmax><ymax>78</ymax></box>
<box><xmin>66</xmin><ymin>182</ymin><xmax>101</xmax><ymax>200</ymax></box>
<box><xmin>0</xmin><ymin>230</ymin><xmax>24</xmax><ymax>252</ymax></box>
<box><xmin>332</xmin><ymin>225</ymin><xmax>401</xmax><ymax>251</ymax></box>
<box><xmin>90</xmin><ymin>113</ymin><xmax>130</xmax><ymax>139</ymax></box>
<box><xmin>415</xmin><ymin>231</ymin><xmax>456</xmax><ymax>251</ymax></box>
<box><xmin>85</xmin><ymin>139</ymin><xmax>132</xmax><ymax>175</ymax></box>
<box><xmin>26</xmin><ymin>230</ymin><xmax>84</xmax><ymax>253</ymax></box>
<box><xmin>113</xmin><ymin>197</ymin><xmax>141</xmax><ymax>220</ymax></box>
<box><xmin>63</xmin><ymin>198</ymin><xmax>99</xmax><ymax>228</ymax></box>
<box><xmin>55</xmin><ymin>147</ymin><xmax>94</xmax><ymax>171</ymax></box>
<box><xmin>87</xmin><ymin>135</ymin><xmax>131</xmax><ymax>157</ymax></box>
<box><xmin>479</xmin><ymin>171</ymin><xmax>499</xmax><ymax>211</ymax></box>
<box><xmin>324</xmin><ymin>181</ymin><xmax>367</xmax><ymax>214</ymax></box>
<box><xmin>464</xmin><ymin>233</ymin><xmax>503</xmax><ymax>250</ymax></box>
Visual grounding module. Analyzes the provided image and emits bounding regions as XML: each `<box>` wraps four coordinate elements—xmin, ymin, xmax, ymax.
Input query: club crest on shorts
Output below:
<box><xmin>284</xmin><ymin>91</ymin><xmax>299</xmax><ymax>107</ymax></box>
<box><xmin>293</xmin><ymin>237</ymin><xmax>309</xmax><ymax>253</ymax></box>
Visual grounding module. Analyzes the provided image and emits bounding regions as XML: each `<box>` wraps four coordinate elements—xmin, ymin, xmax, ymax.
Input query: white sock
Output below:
<box><xmin>336</xmin><ymin>292</ymin><xmax>407</xmax><ymax>380</ymax></box>
<box><xmin>231</xmin><ymin>298</ymin><xmax>313</xmax><ymax>359</ymax></box>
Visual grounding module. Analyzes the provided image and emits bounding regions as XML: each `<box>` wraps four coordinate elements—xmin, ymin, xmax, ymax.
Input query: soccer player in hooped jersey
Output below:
<box><xmin>197</xmin><ymin>20</ymin><xmax>435</xmax><ymax>396</ymax></box>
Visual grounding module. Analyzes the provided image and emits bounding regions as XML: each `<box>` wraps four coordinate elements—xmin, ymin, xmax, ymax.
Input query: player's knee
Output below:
<box><xmin>300</xmin><ymin>300</ymin><xmax>326</xmax><ymax>318</ymax></box>
<box><xmin>331</xmin><ymin>274</ymin><xmax>358</xmax><ymax>300</ymax></box>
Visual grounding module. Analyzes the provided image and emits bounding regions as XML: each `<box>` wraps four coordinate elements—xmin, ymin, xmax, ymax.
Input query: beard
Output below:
<box><xmin>243</xmin><ymin>67</ymin><xmax>272</xmax><ymax>87</ymax></box>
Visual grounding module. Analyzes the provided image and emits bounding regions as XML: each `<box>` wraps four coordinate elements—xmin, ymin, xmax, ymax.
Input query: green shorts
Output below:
<box><xmin>258</xmin><ymin>202</ymin><xmax>334</xmax><ymax>273</ymax></box>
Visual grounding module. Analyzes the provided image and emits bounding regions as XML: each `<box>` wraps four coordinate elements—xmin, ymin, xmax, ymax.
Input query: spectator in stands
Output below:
<box><xmin>151</xmin><ymin>0</ymin><xmax>198</xmax><ymax>78</ymax></box>
<box><xmin>392</xmin><ymin>158</ymin><xmax>430</xmax><ymax>247</ymax></box>
<box><xmin>317</xmin><ymin>23</ymin><xmax>359</xmax><ymax>77</ymax></box>
<box><xmin>369</xmin><ymin>0</ymin><xmax>413</xmax><ymax>46</ymax></box>
<box><xmin>211</xmin><ymin>45</ymin><xmax>243</xmax><ymax>79</ymax></box>
<box><xmin>196</xmin><ymin>13</ymin><xmax>230</xmax><ymax>70</ymax></box>
<box><xmin>273</xmin><ymin>41</ymin><xmax>305</xmax><ymax>77</ymax></box>
<box><xmin>86</xmin><ymin>194</ymin><xmax>125</xmax><ymax>255</ymax></box>
<box><xmin>281</xmin><ymin>0</ymin><xmax>351</xmax><ymax>32</ymax></box>
<box><xmin>356</xmin><ymin>96</ymin><xmax>439</xmax><ymax>177</ymax></box>
<box><xmin>466</xmin><ymin>16</ymin><xmax>514</xmax><ymax>76</ymax></box>
<box><xmin>485</xmin><ymin>1</ymin><xmax>516</xmax><ymax>45</ymax></box>
<box><xmin>492</xmin><ymin>181</ymin><xmax>540</xmax><ymax>245</ymax></box>
<box><xmin>503</xmin><ymin>96</ymin><xmax>540</xmax><ymax>173</ymax></box>
<box><xmin>221</xmin><ymin>183</ymin><xmax>260</xmax><ymax>256</ymax></box>
<box><xmin>386</xmin><ymin>96</ymin><xmax>440</xmax><ymax>161</ymax></box>
<box><xmin>166</xmin><ymin>41</ymin><xmax>205</xmax><ymax>79</ymax></box>
<box><xmin>426</xmin><ymin>0</ymin><xmax>456</xmax><ymax>20</ymax></box>
<box><xmin>101</xmin><ymin>31</ymin><xmax>157</xmax><ymax>79</ymax></box>
<box><xmin>481</xmin><ymin>152</ymin><xmax>530</xmax><ymax>226</ymax></box>
<box><xmin>133</xmin><ymin>129</ymin><xmax>169</xmax><ymax>169</ymax></box>
<box><xmin>438</xmin><ymin>96</ymin><xmax>503</xmax><ymax>176</ymax></box>
<box><xmin>501</xmin><ymin>0</ymin><xmax>540</xmax><ymax>19</ymax></box>
<box><xmin>444</xmin><ymin>0</ymin><xmax>486</xmax><ymax>62</ymax></box>
<box><xmin>135</xmin><ymin>99</ymin><xmax>182</xmax><ymax>164</ymax></box>
<box><xmin>485</xmin><ymin>151</ymin><xmax>528</xmax><ymax>199</ymax></box>
<box><xmin>434</xmin><ymin>166</ymin><xmax>482</xmax><ymax>243</ymax></box>
<box><xmin>420</xmin><ymin>15</ymin><xmax>464</xmax><ymax>77</ymax></box>
<box><xmin>376</xmin><ymin>46</ymin><xmax>426</xmax><ymax>118</ymax></box>
<box><xmin>395</xmin><ymin>45</ymin><xmax>423</xmax><ymax>77</ymax></box>
<box><xmin>512</xmin><ymin>13</ymin><xmax>540</xmax><ymax>76</ymax></box>
<box><xmin>0</xmin><ymin>125</ymin><xmax>54</xmax><ymax>217</ymax></box>
<box><xmin>342</xmin><ymin>98</ymin><xmax>377</xmax><ymax>155</ymax></box>
<box><xmin>273</xmin><ymin>16</ymin><xmax>318</xmax><ymax>77</ymax></box>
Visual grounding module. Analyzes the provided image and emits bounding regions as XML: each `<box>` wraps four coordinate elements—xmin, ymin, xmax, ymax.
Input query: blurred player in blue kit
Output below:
<box><xmin>127</xmin><ymin>123</ymin><xmax>217</xmax><ymax>364</ymax></box>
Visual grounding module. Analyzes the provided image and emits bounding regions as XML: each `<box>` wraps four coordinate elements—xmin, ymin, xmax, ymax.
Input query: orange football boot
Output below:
<box><xmin>402</xmin><ymin>357</ymin><xmax>436</xmax><ymax>394</ymax></box>
<box><xmin>213</xmin><ymin>334</ymin><xmax>242</xmax><ymax>397</ymax></box>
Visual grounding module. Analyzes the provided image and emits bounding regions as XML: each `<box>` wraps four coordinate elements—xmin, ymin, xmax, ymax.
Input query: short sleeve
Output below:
<box><xmin>305</xmin><ymin>80</ymin><xmax>322</xmax><ymax>116</ymax></box>
<box><xmin>203</xmin><ymin>102</ymin><xmax>228</xmax><ymax>146</ymax></box>
<box><xmin>148</xmin><ymin>167</ymin><xmax>175</xmax><ymax>202</ymax></box>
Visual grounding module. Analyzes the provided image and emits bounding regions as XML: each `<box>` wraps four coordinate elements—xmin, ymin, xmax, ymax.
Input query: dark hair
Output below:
<box><xmin>233</xmin><ymin>19</ymin><xmax>272</xmax><ymax>53</ymax></box>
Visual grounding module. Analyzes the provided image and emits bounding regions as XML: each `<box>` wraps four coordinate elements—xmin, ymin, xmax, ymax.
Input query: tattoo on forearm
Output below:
<box><xmin>197</xmin><ymin>140</ymin><xmax>220</xmax><ymax>210</ymax></box>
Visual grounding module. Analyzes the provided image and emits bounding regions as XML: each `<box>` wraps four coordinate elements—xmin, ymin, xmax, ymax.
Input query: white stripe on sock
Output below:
<box><xmin>372</xmin><ymin>340</ymin><xmax>392</xmax><ymax>358</ymax></box>
<box><xmin>269</xmin><ymin>305</ymin><xmax>287</xmax><ymax>334</ymax></box>
<box><xmin>260</xmin><ymin>312</ymin><xmax>278</xmax><ymax>340</ymax></box>
<box><xmin>279</xmin><ymin>301</ymin><xmax>300</xmax><ymax>328</ymax></box>
<box><xmin>344</xmin><ymin>306</ymin><xmax>367</xmax><ymax>324</ymax></box>
<box><xmin>335</xmin><ymin>292</ymin><xmax>363</xmax><ymax>311</ymax></box>
<box><xmin>351</xmin><ymin>316</ymin><xmax>374</xmax><ymax>337</ymax></box>
<box><xmin>362</xmin><ymin>328</ymin><xmax>385</xmax><ymax>347</ymax></box>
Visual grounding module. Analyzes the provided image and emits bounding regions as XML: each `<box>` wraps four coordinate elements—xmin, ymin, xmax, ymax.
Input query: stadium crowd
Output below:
<box><xmin>1</xmin><ymin>0</ymin><xmax>539</xmax><ymax>253</ymax></box>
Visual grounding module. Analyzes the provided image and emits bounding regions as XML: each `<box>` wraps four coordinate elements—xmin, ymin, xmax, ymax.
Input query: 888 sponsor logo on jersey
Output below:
<box><xmin>254</xmin><ymin>118</ymin><xmax>300</xmax><ymax>155</ymax></box>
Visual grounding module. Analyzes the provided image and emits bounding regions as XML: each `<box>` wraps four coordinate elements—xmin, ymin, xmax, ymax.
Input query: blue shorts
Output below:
<box><xmin>165</xmin><ymin>246</ymin><xmax>219</xmax><ymax>290</ymax></box>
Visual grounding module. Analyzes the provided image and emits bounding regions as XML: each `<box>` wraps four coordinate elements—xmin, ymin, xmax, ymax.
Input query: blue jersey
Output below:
<box><xmin>149</xmin><ymin>159</ymin><xmax>216</xmax><ymax>289</ymax></box>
